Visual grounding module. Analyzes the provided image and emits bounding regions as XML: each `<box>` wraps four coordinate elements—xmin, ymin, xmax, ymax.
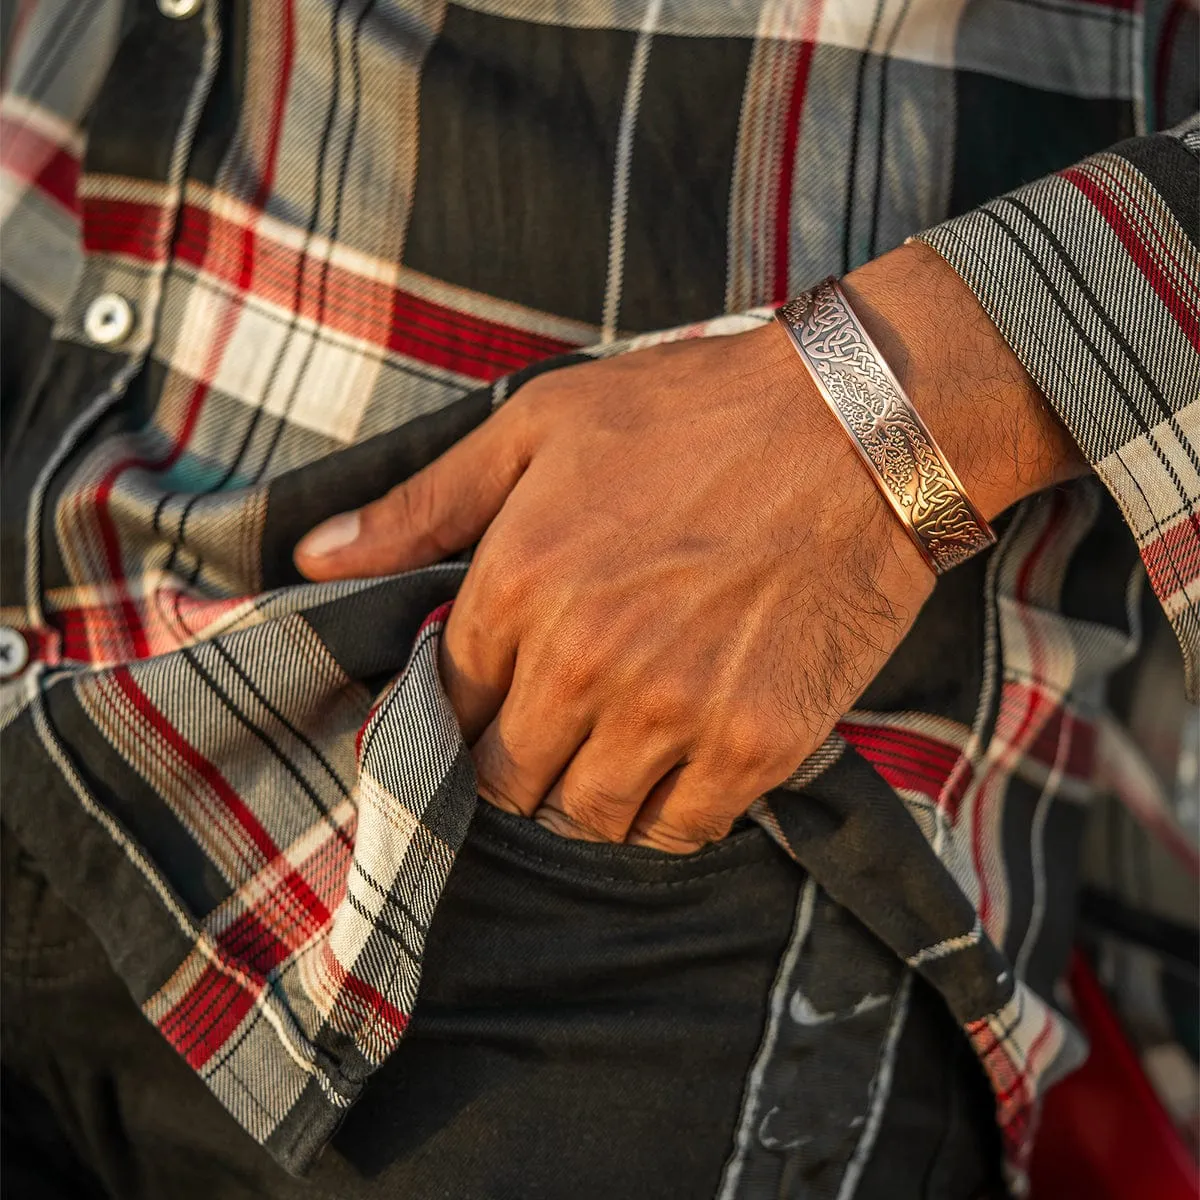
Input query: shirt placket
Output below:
<box><xmin>0</xmin><ymin>0</ymin><xmax>221</xmax><ymax>685</ymax></box>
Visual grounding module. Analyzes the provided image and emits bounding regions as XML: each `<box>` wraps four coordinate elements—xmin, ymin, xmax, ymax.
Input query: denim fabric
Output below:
<box><xmin>1</xmin><ymin>803</ymin><xmax>1002</xmax><ymax>1199</ymax></box>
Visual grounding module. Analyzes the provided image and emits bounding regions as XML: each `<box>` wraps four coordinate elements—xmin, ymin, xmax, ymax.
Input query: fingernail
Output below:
<box><xmin>297</xmin><ymin>510</ymin><xmax>360</xmax><ymax>558</ymax></box>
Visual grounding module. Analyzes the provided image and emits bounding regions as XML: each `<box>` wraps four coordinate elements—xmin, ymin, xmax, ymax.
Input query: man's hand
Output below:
<box><xmin>295</xmin><ymin>243</ymin><xmax>1084</xmax><ymax>852</ymax></box>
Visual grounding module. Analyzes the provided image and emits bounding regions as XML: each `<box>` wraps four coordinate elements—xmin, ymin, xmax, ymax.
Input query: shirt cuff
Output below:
<box><xmin>915</xmin><ymin>117</ymin><xmax>1200</xmax><ymax>698</ymax></box>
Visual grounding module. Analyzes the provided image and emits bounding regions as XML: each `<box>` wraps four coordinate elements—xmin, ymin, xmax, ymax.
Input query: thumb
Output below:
<box><xmin>294</xmin><ymin>404</ymin><xmax>533</xmax><ymax>581</ymax></box>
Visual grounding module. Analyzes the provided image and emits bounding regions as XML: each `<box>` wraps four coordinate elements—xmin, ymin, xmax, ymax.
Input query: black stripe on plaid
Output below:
<box><xmin>1111</xmin><ymin>128</ymin><xmax>1200</xmax><ymax>250</ymax></box>
<box><xmin>403</xmin><ymin>5</ymin><xmax>634</xmax><ymax>325</ymax></box>
<box><xmin>84</xmin><ymin>5</ymin><xmax>210</xmax><ymax>181</ymax></box>
<box><xmin>247</xmin><ymin>0</ymin><xmax>383</xmax><ymax>489</ymax></box>
<box><xmin>948</xmin><ymin>71</ymin><xmax>1135</xmax><ymax>218</ymax></box>
<box><xmin>998</xmin><ymin>771</ymin><xmax>1088</xmax><ymax>998</ymax></box>
<box><xmin>178</xmin><ymin>640</ymin><xmax>353</xmax><ymax>838</ymax></box>
<box><xmin>615</xmin><ymin>31</ymin><xmax>749</xmax><ymax>330</ymax></box>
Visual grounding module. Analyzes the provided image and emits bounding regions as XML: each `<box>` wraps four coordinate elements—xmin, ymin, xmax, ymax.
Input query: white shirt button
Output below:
<box><xmin>0</xmin><ymin>627</ymin><xmax>29</xmax><ymax>681</ymax></box>
<box><xmin>84</xmin><ymin>293</ymin><xmax>134</xmax><ymax>347</ymax></box>
<box><xmin>158</xmin><ymin>0</ymin><xmax>203</xmax><ymax>17</ymax></box>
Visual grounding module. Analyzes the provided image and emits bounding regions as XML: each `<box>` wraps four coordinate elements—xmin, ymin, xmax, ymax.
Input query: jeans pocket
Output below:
<box><xmin>335</xmin><ymin>799</ymin><xmax>808</xmax><ymax>1197</ymax></box>
<box><xmin>411</xmin><ymin>798</ymin><xmax>810</xmax><ymax>1023</ymax></box>
<box><xmin>467</xmin><ymin>799</ymin><xmax>774</xmax><ymax>890</ymax></box>
<box><xmin>448</xmin><ymin>801</ymin><xmax>804</xmax><ymax>998</ymax></box>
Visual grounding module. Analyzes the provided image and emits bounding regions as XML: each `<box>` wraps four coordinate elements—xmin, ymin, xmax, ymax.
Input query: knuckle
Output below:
<box><xmin>482</xmin><ymin>559</ymin><xmax>534</xmax><ymax>615</ymax></box>
<box><xmin>548</xmin><ymin>647</ymin><xmax>601</xmax><ymax>701</ymax></box>
<box><xmin>445</xmin><ymin>599</ymin><xmax>489</xmax><ymax>658</ymax></box>
<box><xmin>386</xmin><ymin>476</ymin><xmax>438</xmax><ymax>543</ymax></box>
<box><xmin>718</xmin><ymin>710</ymin><xmax>769</xmax><ymax>772</ymax></box>
<box><xmin>641</xmin><ymin>810</ymin><xmax>731</xmax><ymax>852</ymax></box>
<box><xmin>561</xmin><ymin>781</ymin><xmax>633</xmax><ymax>841</ymax></box>
<box><xmin>412</xmin><ymin>473</ymin><xmax>442</xmax><ymax>534</ymax></box>
<box><xmin>502</xmin><ymin>528</ymin><xmax>555</xmax><ymax>585</ymax></box>
<box><xmin>474</xmin><ymin>735</ymin><xmax>536</xmax><ymax>813</ymax></box>
<box><xmin>490</xmin><ymin>386</ymin><xmax>548</xmax><ymax>463</ymax></box>
<box><xmin>504</xmin><ymin>382</ymin><xmax>546</xmax><ymax>432</ymax></box>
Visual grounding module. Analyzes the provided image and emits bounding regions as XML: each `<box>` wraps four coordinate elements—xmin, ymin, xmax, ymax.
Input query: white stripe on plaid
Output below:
<box><xmin>600</xmin><ymin>0</ymin><xmax>663</xmax><ymax>340</ymax></box>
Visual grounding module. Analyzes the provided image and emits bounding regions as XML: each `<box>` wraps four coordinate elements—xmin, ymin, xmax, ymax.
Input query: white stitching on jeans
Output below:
<box><xmin>834</xmin><ymin>972</ymin><xmax>913</xmax><ymax>1200</ymax></box>
<box><xmin>715</xmin><ymin>876</ymin><xmax>817</xmax><ymax>1200</ymax></box>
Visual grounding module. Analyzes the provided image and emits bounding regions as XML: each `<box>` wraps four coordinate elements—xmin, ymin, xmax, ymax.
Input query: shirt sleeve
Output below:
<box><xmin>916</xmin><ymin>116</ymin><xmax>1200</xmax><ymax>698</ymax></box>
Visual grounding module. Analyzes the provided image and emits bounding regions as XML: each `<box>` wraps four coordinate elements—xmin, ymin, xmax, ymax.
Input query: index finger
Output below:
<box><xmin>439</xmin><ymin>561</ymin><xmax>517</xmax><ymax>745</ymax></box>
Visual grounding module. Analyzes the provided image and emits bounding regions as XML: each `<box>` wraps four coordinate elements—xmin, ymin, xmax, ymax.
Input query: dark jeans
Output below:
<box><xmin>1</xmin><ymin>802</ymin><xmax>1003</xmax><ymax>1200</ymax></box>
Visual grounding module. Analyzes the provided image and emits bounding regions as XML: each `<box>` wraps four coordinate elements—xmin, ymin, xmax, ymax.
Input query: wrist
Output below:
<box><xmin>839</xmin><ymin>241</ymin><xmax>1087</xmax><ymax>522</ymax></box>
<box><xmin>747</xmin><ymin>318</ymin><xmax>936</xmax><ymax>587</ymax></box>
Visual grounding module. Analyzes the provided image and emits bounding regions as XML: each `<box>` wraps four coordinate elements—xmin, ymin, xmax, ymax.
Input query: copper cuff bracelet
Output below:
<box><xmin>775</xmin><ymin>276</ymin><xmax>996</xmax><ymax>575</ymax></box>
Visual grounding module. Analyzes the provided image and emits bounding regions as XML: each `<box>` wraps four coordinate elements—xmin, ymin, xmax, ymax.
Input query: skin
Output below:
<box><xmin>295</xmin><ymin>242</ymin><xmax>1086</xmax><ymax>852</ymax></box>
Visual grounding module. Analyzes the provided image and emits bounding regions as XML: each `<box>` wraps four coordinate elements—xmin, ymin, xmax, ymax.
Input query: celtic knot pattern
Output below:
<box><xmin>777</xmin><ymin>280</ymin><xmax>995</xmax><ymax>575</ymax></box>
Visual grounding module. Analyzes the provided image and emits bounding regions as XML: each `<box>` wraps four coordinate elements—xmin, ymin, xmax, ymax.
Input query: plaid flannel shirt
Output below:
<box><xmin>0</xmin><ymin>0</ymin><xmax>1196</xmax><ymax>1194</ymax></box>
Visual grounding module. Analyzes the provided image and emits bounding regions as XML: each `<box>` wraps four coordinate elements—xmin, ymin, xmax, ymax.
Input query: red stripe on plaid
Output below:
<box><xmin>53</xmin><ymin>592</ymin><xmax>252</xmax><ymax>662</ymax></box>
<box><xmin>1026</xmin><ymin>707</ymin><xmax>1095</xmax><ymax>781</ymax></box>
<box><xmin>1142</xmin><ymin>510</ymin><xmax>1200</xmax><ymax>600</ymax></box>
<box><xmin>968</xmin><ymin>1035</ymin><xmax>1029</xmax><ymax>1133</ymax></box>
<box><xmin>112</xmin><ymin>666</ymin><xmax>281</xmax><ymax>866</ymax></box>
<box><xmin>218</xmin><ymin>916</ymin><xmax>292</xmax><ymax>976</ymax></box>
<box><xmin>771</xmin><ymin>2</ymin><xmax>824</xmax><ymax>304</ymax></box>
<box><xmin>0</xmin><ymin>112</ymin><xmax>80</xmax><ymax>213</ymax></box>
<box><xmin>940</xmin><ymin>766</ymin><xmax>974</xmax><ymax>822</ymax></box>
<box><xmin>213</xmin><ymin>846</ymin><xmax>346</xmax><ymax>983</ymax></box>
<box><xmin>89</xmin><ymin>464</ymin><xmax>152</xmax><ymax>659</ymax></box>
<box><xmin>318</xmin><ymin>942</ymin><xmax>410</xmax><ymax>1048</ymax></box>
<box><xmin>1061</xmin><ymin>164</ymin><xmax>1200</xmax><ymax>352</ymax></box>
<box><xmin>166</xmin><ymin>201</ymin><xmax>554</xmax><ymax>358</ymax></box>
<box><xmin>82</xmin><ymin>193</ymin><xmax>176</xmax><ymax>256</ymax></box>
<box><xmin>158</xmin><ymin>963</ymin><xmax>258</xmax><ymax>1069</ymax></box>
<box><xmin>78</xmin><ymin>196</ymin><xmax>155</xmax><ymax>254</ymax></box>
<box><xmin>218</xmin><ymin>874</ymin><xmax>331</xmax><ymax>977</ymax></box>
<box><xmin>966</xmin><ymin>1003</ymin><xmax>1056</xmax><ymax>1169</ymax></box>
<box><xmin>1087</xmin><ymin>156</ymin><xmax>1200</xmax><ymax>304</ymax></box>
<box><xmin>166</xmin><ymin>195</ymin><xmax>572</xmax><ymax>369</ymax></box>
<box><xmin>81</xmin><ymin>197</ymin><xmax>575</xmax><ymax>378</ymax></box>
<box><xmin>54</xmin><ymin>605</ymin><xmax>130</xmax><ymax>661</ymax></box>
<box><xmin>837</xmin><ymin>722</ymin><xmax>960</xmax><ymax>773</ymax></box>
<box><xmin>77</xmin><ymin>415</ymin><xmax>243</xmax><ymax>664</ymax></box>
<box><xmin>837</xmin><ymin>720</ymin><xmax>974</xmax><ymax>817</ymax></box>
